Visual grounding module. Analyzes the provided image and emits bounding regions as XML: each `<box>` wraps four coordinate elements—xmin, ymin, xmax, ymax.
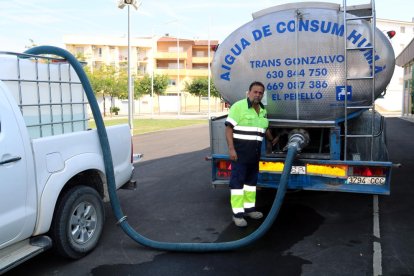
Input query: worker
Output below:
<box><xmin>225</xmin><ymin>81</ymin><xmax>278</xmax><ymax>227</ymax></box>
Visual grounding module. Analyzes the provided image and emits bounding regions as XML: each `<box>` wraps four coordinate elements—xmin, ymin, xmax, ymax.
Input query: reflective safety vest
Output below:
<box><xmin>225</xmin><ymin>98</ymin><xmax>269</xmax><ymax>163</ymax></box>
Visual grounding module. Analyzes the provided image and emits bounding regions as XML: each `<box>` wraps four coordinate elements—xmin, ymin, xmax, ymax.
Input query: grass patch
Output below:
<box><xmin>89</xmin><ymin>118</ymin><xmax>207</xmax><ymax>135</ymax></box>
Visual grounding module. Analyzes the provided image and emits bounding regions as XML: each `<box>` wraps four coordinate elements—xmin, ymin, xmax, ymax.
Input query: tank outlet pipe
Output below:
<box><xmin>284</xmin><ymin>129</ymin><xmax>310</xmax><ymax>152</ymax></box>
<box><xmin>24</xmin><ymin>46</ymin><xmax>303</xmax><ymax>252</ymax></box>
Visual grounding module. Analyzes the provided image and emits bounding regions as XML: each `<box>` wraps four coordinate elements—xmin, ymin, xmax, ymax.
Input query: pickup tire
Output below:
<box><xmin>51</xmin><ymin>185</ymin><xmax>105</xmax><ymax>259</ymax></box>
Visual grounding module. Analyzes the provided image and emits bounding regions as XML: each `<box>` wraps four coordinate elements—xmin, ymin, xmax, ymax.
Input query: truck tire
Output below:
<box><xmin>51</xmin><ymin>185</ymin><xmax>105</xmax><ymax>259</ymax></box>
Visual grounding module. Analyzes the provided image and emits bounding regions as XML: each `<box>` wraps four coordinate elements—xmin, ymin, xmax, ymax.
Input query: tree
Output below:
<box><xmin>184</xmin><ymin>78</ymin><xmax>220</xmax><ymax>112</ymax></box>
<box><xmin>135</xmin><ymin>74</ymin><xmax>169</xmax><ymax>113</ymax></box>
<box><xmin>75</xmin><ymin>52</ymin><xmax>86</xmax><ymax>62</ymax></box>
<box><xmin>135</xmin><ymin>74</ymin><xmax>168</xmax><ymax>96</ymax></box>
<box><xmin>85</xmin><ymin>65</ymin><xmax>127</xmax><ymax>116</ymax></box>
<box><xmin>210</xmin><ymin>79</ymin><xmax>220</xmax><ymax>98</ymax></box>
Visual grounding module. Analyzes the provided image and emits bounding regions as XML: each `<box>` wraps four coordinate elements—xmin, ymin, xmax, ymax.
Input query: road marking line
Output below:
<box><xmin>373</xmin><ymin>195</ymin><xmax>382</xmax><ymax>276</ymax></box>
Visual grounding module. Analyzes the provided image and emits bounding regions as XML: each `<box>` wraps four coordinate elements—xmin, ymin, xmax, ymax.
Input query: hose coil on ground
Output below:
<box><xmin>25</xmin><ymin>45</ymin><xmax>301</xmax><ymax>252</ymax></box>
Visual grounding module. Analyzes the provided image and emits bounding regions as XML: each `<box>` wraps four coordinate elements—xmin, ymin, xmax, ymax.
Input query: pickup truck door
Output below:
<box><xmin>0</xmin><ymin>83</ymin><xmax>35</xmax><ymax>246</ymax></box>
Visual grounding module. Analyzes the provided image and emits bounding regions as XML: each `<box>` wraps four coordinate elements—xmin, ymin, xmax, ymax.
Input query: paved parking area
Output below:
<box><xmin>7</xmin><ymin>118</ymin><xmax>414</xmax><ymax>276</ymax></box>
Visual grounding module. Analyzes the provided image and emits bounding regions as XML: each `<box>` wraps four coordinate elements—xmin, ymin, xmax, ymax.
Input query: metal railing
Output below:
<box><xmin>0</xmin><ymin>51</ymin><xmax>89</xmax><ymax>138</ymax></box>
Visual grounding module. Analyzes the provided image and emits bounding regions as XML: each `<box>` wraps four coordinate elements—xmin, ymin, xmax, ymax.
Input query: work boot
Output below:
<box><xmin>245</xmin><ymin>211</ymin><xmax>263</xmax><ymax>219</ymax></box>
<box><xmin>233</xmin><ymin>216</ymin><xmax>247</xmax><ymax>227</ymax></box>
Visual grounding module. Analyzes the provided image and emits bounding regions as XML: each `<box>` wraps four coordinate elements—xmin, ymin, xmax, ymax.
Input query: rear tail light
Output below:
<box><xmin>387</xmin><ymin>30</ymin><xmax>396</xmax><ymax>39</ymax></box>
<box><xmin>215</xmin><ymin>160</ymin><xmax>232</xmax><ymax>179</ymax></box>
<box><xmin>349</xmin><ymin>166</ymin><xmax>386</xmax><ymax>177</ymax></box>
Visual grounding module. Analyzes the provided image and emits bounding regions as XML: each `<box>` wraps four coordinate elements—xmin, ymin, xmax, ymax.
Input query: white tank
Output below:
<box><xmin>211</xmin><ymin>2</ymin><xmax>395</xmax><ymax>121</ymax></box>
<box><xmin>0</xmin><ymin>54</ymin><xmax>88</xmax><ymax>138</ymax></box>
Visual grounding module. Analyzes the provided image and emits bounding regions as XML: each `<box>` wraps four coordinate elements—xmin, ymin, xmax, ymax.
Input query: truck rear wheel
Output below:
<box><xmin>51</xmin><ymin>185</ymin><xmax>105</xmax><ymax>259</ymax></box>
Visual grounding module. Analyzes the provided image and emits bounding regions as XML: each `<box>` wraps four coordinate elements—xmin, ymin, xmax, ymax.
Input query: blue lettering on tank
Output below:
<box><xmin>219</xmin><ymin>37</ymin><xmax>252</xmax><ymax>81</ymax></box>
<box><xmin>347</xmin><ymin>30</ymin><xmax>385</xmax><ymax>74</ymax></box>
<box><xmin>282</xmin><ymin>92</ymin><xmax>324</xmax><ymax>101</ymax></box>
<box><xmin>276</xmin><ymin>21</ymin><xmax>286</xmax><ymax>33</ymax></box>
<box><xmin>219</xmin><ymin>19</ymin><xmax>385</xmax><ymax>82</ymax></box>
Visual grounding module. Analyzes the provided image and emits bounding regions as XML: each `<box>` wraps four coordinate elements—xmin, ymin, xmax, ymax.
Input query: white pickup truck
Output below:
<box><xmin>0</xmin><ymin>51</ymin><xmax>136</xmax><ymax>273</ymax></box>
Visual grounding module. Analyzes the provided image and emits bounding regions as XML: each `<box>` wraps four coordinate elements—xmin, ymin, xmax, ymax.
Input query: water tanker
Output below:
<box><xmin>211</xmin><ymin>2</ymin><xmax>395</xmax><ymax>121</ymax></box>
<box><xmin>208</xmin><ymin>1</ymin><xmax>395</xmax><ymax>196</ymax></box>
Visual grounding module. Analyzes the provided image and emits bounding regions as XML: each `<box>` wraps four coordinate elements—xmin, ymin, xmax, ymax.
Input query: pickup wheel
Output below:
<box><xmin>51</xmin><ymin>185</ymin><xmax>105</xmax><ymax>259</ymax></box>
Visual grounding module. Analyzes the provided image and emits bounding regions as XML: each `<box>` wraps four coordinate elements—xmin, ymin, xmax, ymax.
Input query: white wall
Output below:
<box><xmin>376</xmin><ymin>19</ymin><xmax>414</xmax><ymax>112</ymax></box>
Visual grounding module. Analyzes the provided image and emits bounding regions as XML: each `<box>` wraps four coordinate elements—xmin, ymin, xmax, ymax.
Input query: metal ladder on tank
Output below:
<box><xmin>342</xmin><ymin>0</ymin><xmax>376</xmax><ymax>161</ymax></box>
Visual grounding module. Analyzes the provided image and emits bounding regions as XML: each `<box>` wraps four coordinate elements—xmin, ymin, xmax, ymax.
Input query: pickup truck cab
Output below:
<box><xmin>0</xmin><ymin>51</ymin><xmax>136</xmax><ymax>273</ymax></box>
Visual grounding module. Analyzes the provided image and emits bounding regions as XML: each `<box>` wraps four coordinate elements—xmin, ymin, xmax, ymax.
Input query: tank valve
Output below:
<box><xmin>284</xmin><ymin>129</ymin><xmax>310</xmax><ymax>152</ymax></box>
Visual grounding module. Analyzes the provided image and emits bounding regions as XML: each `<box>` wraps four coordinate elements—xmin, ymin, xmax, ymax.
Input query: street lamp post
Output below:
<box><xmin>207</xmin><ymin>17</ymin><xmax>211</xmax><ymax>119</ymax></box>
<box><xmin>118</xmin><ymin>0</ymin><xmax>141</xmax><ymax>135</ymax></box>
<box><xmin>151</xmin><ymin>46</ymin><xmax>154</xmax><ymax>117</ymax></box>
<box><xmin>177</xmin><ymin>35</ymin><xmax>180</xmax><ymax>117</ymax></box>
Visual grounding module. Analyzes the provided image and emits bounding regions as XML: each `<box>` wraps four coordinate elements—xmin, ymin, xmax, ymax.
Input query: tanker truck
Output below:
<box><xmin>209</xmin><ymin>1</ymin><xmax>395</xmax><ymax>195</ymax></box>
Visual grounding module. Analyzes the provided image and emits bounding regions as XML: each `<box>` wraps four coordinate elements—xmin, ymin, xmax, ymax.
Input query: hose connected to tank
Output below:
<box><xmin>24</xmin><ymin>46</ymin><xmax>306</xmax><ymax>252</ymax></box>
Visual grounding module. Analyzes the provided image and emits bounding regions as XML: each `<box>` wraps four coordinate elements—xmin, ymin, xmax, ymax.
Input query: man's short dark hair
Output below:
<box><xmin>249</xmin><ymin>81</ymin><xmax>265</xmax><ymax>92</ymax></box>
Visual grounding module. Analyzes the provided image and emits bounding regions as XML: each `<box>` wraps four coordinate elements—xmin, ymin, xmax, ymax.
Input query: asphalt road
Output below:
<box><xmin>7</xmin><ymin>117</ymin><xmax>414</xmax><ymax>276</ymax></box>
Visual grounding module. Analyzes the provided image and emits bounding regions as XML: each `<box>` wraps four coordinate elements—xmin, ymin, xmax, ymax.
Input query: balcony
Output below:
<box><xmin>155</xmin><ymin>68</ymin><xmax>209</xmax><ymax>77</ymax></box>
<box><xmin>186</xmin><ymin>69</ymin><xmax>209</xmax><ymax>77</ymax></box>
<box><xmin>192</xmin><ymin>56</ymin><xmax>212</xmax><ymax>64</ymax></box>
<box><xmin>155</xmin><ymin>52</ymin><xmax>187</xmax><ymax>60</ymax></box>
<box><xmin>155</xmin><ymin>68</ymin><xmax>181</xmax><ymax>76</ymax></box>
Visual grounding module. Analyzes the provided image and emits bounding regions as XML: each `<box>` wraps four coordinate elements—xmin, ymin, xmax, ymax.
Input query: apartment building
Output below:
<box><xmin>63</xmin><ymin>35</ymin><xmax>152</xmax><ymax>75</ymax></box>
<box><xmin>396</xmin><ymin>38</ymin><xmax>414</xmax><ymax>116</ymax></box>
<box><xmin>376</xmin><ymin>18</ymin><xmax>414</xmax><ymax>112</ymax></box>
<box><xmin>63</xmin><ymin>34</ymin><xmax>219</xmax><ymax>114</ymax></box>
<box><xmin>154</xmin><ymin>36</ymin><xmax>218</xmax><ymax>94</ymax></box>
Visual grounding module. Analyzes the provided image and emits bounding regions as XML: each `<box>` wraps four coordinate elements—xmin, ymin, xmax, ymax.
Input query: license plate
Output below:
<box><xmin>259</xmin><ymin>162</ymin><xmax>305</xmax><ymax>174</ymax></box>
<box><xmin>347</xmin><ymin>176</ymin><xmax>386</xmax><ymax>185</ymax></box>
<box><xmin>291</xmin><ymin>166</ymin><xmax>306</xmax><ymax>174</ymax></box>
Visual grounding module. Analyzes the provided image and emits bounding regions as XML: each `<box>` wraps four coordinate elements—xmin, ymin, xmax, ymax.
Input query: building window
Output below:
<box><xmin>169</xmin><ymin>79</ymin><xmax>176</xmax><ymax>86</ymax></box>
<box><xmin>400</xmin><ymin>26</ymin><xmax>405</xmax><ymax>33</ymax></box>
<box><xmin>98</xmin><ymin>48</ymin><xmax>102</xmax><ymax>57</ymax></box>
<box><xmin>193</xmin><ymin>65</ymin><xmax>208</xmax><ymax>69</ymax></box>
<box><xmin>168</xmin><ymin>62</ymin><xmax>182</xmax><ymax>69</ymax></box>
<box><xmin>137</xmin><ymin>65</ymin><xmax>146</xmax><ymax>75</ymax></box>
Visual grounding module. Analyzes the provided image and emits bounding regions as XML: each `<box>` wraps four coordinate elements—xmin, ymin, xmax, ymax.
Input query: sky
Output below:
<box><xmin>0</xmin><ymin>0</ymin><xmax>412</xmax><ymax>52</ymax></box>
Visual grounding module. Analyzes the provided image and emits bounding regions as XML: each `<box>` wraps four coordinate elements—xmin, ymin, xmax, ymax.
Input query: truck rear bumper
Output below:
<box><xmin>211</xmin><ymin>155</ymin><xmax>392</xmax><ymax>195</ymax></box>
